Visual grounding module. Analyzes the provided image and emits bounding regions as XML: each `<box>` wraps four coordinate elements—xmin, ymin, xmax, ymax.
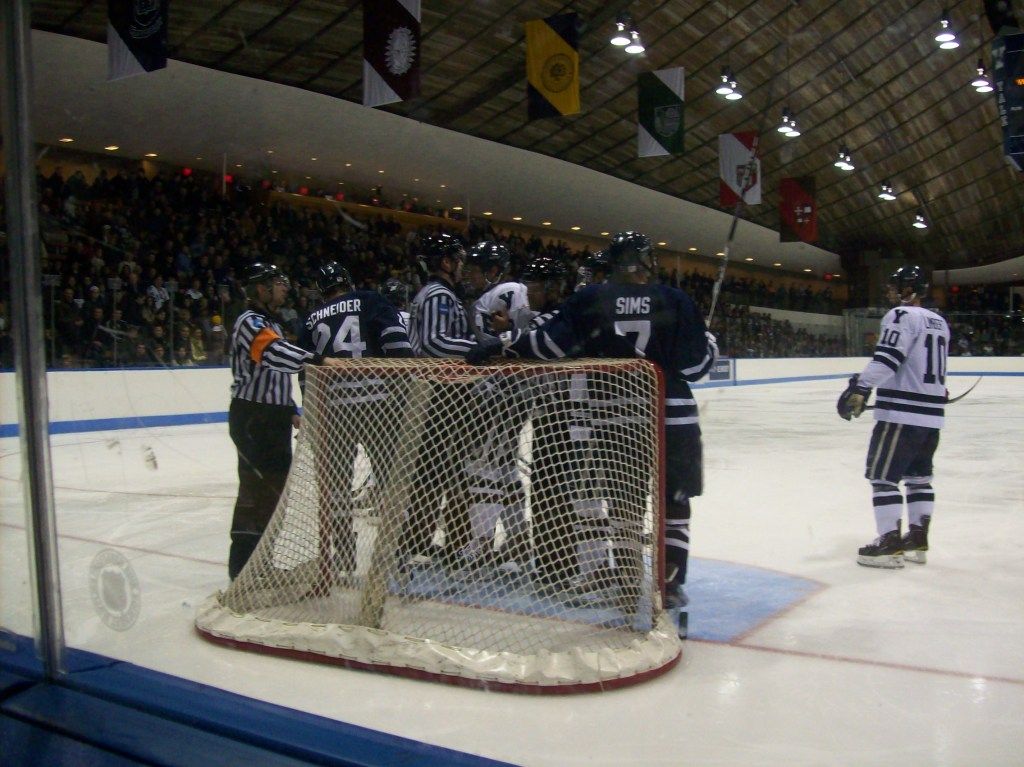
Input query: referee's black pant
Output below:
<box><xmin>228</xmin><ymin>398</ymin><xmax>295</xmax><ymax>579</ymax></box>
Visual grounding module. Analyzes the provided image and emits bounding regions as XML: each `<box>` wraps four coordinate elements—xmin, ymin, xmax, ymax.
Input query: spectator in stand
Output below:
<box><xmin>147</xmin><ymin>274</ymin><xmax>170</xmax><ymax>311</ymax></box>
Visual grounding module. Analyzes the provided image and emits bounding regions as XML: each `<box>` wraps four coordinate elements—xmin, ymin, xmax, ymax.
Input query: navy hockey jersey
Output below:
<box><xmin>299</xmin><ymin>289</ymin><xmax>412</xmax><ymax>359</ymax></box>
<box><xmin>503</xmin><ymin>282</ymin><xmax>717</xmax><ymax>428</ymax></box>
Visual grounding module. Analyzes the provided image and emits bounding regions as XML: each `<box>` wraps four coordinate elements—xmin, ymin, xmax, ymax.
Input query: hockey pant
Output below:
<box><xmin>865</xmin><ymin>422</ymin><xmax>939</xmax><ymax>535</ymax></box>
<box><xmin>228</xmin><ymin>399</ymin><xmax>295</xmax><ymax>579</ymax></box>
<box><xmin>665</xmin><ymin>425</ymin><xmax>703</xmax><ymax>587</ymax></box>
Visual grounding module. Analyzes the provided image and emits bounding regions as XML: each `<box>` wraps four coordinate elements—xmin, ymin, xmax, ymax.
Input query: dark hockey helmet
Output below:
<box><xmin>889</xmin><ymin>265</ymin><xmax>929</xmax><ymax>301</ymax></box>
<box><xmin>417</xmin><ymin>232</ymin><xmax>466</xmax><ymax>272</ymax></box>
<box><xmin>576</xmin><ymin>250</ymin><xmax>612</xmax><ymax>289</ymax></box>
<box><xmin>316</xmin><ymin>261</ymin><xmax>352</xmax><ymax>294</ymax></box>
<box><xmin>465</xmin><ymin>241</ymin><xmax>511</xmax><ymax>277</ymax></box>
<box><xmin>607</xmin><ymin>231</ymin><xmax>656</xmax><ymax>275</ymax></box>
<box><xmin>520</xmin><ymin>255</ymin><xmax>568</xmax><ymax>282</ymax></box>
<box><xmin>240</xmin><ymin>262</ymin><xmax>286</xmax><ymax>287</ymax></box>
<box><xmin>382</xmin><ymin>277</ymin><xmax>409</xmax><ymax>308</ymax></box>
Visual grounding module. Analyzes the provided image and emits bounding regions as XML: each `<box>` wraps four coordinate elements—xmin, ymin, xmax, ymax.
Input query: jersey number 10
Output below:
<box><xmin>923</xmin><ymin>333</ymin><xmax>947</xmax><ymax>385</ymax></box>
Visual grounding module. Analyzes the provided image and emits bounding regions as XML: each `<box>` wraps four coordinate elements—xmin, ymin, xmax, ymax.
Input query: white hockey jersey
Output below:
<box><xmin>473</xmin><ymin>281</ymin><xmax>532</xmax><ymax>337</ymax></box>
<box><xmin>858</xmin><ymin>305</ymin><xmax>950</xmax><ymax>429</ymax></box>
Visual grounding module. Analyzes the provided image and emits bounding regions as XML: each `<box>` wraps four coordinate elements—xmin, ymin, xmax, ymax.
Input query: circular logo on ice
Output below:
<box><xmin>89</xmin><ymin>549</ymin><xmax>141</xmax><ymax>631</ymax></box>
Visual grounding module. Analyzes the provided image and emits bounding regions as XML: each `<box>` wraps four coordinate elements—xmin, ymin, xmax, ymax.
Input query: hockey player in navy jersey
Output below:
<box><xmin>837</xmin><ymin>265</ymin><xmax>950</xmax><ymax>568</ymax></box>
<box><xmin>298</xmin><ymin>262</ymin><xmax>413</xmax><ymax>576</ymax></box>
<box><xmin>467</xmin><ymin>232</ymin><xmax>717</xmax><ymax>622</ymax></box>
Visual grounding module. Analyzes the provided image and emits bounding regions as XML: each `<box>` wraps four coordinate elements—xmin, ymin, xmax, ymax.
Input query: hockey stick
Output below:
<box><xmin>706</xmin><ymin>136</ymin><xmax>760</xmax><ymax>327</ymax></box>
<box><xmin>864</xmin><ymin>375</ymin><xmax>982</xmax><ymax>410</ymax></box>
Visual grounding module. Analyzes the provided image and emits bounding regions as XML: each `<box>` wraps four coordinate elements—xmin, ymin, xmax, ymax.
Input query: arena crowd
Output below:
<box><xmin>0</xmin><ymin>165</ymin><xmax>1018</xmax><ymax>369</ymax></box>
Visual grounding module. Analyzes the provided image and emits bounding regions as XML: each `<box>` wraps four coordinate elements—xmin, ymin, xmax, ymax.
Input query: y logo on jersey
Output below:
<box><xmin>893</xmin><ymin>309</ymin><xmax>908</xmax><ymax>324</ymax></box>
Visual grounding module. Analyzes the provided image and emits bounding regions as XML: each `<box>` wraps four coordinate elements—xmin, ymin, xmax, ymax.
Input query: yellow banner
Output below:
<box><xmin>525</xmin><ymin>17</ymin><xmax>580</xmax><ymax>118</ymax></box>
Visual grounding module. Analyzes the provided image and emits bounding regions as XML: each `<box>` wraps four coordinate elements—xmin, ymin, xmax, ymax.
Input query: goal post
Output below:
<box><xmin>196</xmin><ymin>358</ymin><xmax>681</xmax><ymax>693</ymax></box>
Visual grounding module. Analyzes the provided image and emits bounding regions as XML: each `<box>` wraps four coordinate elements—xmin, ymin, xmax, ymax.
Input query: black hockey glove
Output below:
<box><xmin>465</xmin><ymin>337</ymin><xmax>503</xmax><ymax>366</ymax></box>
<box><xmin>836</xmin><ymin>374</ymin><xmax>871</xmax><ymax>421</ymax></box>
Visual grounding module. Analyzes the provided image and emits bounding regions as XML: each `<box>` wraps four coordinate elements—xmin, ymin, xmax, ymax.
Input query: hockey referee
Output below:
<box><xmin>227</xmin><ymin>262</ymin><xmax>342</xmax><ymax>579</ymax></box>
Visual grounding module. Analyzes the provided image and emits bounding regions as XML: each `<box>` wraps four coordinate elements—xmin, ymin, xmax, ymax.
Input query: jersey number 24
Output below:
<box><xmin>312</xmin><ymin>316</ymin><xmax>367</xmax><ymax>358</ymax></box>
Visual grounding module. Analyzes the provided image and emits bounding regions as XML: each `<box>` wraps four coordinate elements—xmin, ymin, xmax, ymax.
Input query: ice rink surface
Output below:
<box><xmin>2</xmin><ymin>375</ymin><xmax>1022</xmax><ymax>766</ymax></box>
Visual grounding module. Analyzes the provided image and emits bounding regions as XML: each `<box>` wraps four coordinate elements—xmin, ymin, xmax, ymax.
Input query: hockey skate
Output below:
<box><xmin>664</xmin><ymin>567</ymin><xmax>689</xmax><ymax>639</ymax></box>
<box><xmin>857</xmin><ymin>524</ymin><xmax>904</xmax><ymax>569</ymax></box>
<box><xmin>901</xmin><ymin>515</ymin><xmax>930</xmax><ymax>565</ymax></box>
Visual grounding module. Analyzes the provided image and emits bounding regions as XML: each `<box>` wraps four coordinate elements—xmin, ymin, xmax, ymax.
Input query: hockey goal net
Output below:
<box><xmin>196</xmin><ymin>358</ymin><xmax>680</xmax><ymax>693</ymax></box>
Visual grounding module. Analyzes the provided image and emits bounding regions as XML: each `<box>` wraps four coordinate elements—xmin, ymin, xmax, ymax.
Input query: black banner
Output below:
<box><xmin>993</xmin><ymin>33</ymin><xmax>1024</xmax><ymax>172</ymax></box>
<box><xmin>108</xmin><ymin>0</ymin><xmax>168</xmax><ymax>81</ymax></box>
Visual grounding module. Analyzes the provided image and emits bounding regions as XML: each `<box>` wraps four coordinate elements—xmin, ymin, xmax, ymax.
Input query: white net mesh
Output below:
<box><xmin>196</xmin><ymin>358</ymin><xmax>681</xmax><ymax>692</ymax></box>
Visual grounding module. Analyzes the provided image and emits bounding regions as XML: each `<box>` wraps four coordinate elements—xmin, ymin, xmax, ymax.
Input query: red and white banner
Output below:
<box><xmin>363</xmin><ymin>0</ymin><xmax>421</xmax><ymax>108</ymax></box>
<box><xmin>718</xmin><ymin>131</ymin><xmax>761</xmax><ymax>207</ymax></box>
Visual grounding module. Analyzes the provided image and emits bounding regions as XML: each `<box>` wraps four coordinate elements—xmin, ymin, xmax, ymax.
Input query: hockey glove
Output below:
<box><xmin>836</xmin><ymin>374</ymin><xmax>871</xmax><ymax>421</ymax></box>
<box><xmin>465</xmin><ymin>337</ymin><xmax>503</xmax><ymax>366</ymax></box>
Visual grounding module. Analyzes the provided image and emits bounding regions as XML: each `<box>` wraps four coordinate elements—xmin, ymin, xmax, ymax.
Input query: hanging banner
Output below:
<box><xmin>638</xmin><ymin>68</ymin><xmax>685</xmax><ymax>157</ymax></box>
<box><xmin>780</xmin><ymin>176</ymin><xmax>818</xmax><ymax>243</ymax></box>
<box><xmin>363</xmin><ymin>0</ymin><xmax>421</xmax><ymax>108</ymax></box>
<box><xmin>992</xmin><ymin>32</ymin><xmax>1024</xmax><ymax>172</ymax></box>
<box><xmin>525</xmin><ymin>13</ymin><xmax>580</xmax><ymax>120</ymax></box>
<box><xmin>718</xmin><ymin>132</ymin><xmax>761</xmax><ymax>207</ymax></box>
<box><xmin>107</xmin><ymin>0</ymin><xmax>168</xmax><ymax>81</ymax></box>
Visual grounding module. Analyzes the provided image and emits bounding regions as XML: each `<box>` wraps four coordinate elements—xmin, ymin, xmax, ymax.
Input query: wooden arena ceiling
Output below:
<box><xmin>30</xmin><ymin>0</ymin><xmax>1024</xmax><ymax>270</ymax></box>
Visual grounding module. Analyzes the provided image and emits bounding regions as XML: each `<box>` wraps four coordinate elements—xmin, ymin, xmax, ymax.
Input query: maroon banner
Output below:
<box><xmin>780</xmin><ymin>176</ymin><xmax>818</xmax><ymax>243</ymax></box>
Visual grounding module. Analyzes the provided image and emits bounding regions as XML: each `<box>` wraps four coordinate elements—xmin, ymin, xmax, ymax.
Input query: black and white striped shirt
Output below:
<box><xmin>231</xmin><ymin>307</ymin><xmax>317</xmax><ymax>406</ymax></box>
<box><xmin>409</xmin><ymin>278</ymin><xmax>475</xmax><ymax>357</ymax></box>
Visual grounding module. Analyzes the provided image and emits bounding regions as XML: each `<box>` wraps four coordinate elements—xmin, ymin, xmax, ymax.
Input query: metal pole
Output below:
<box><xmin>1</xmin><ymin>0</ymin><xmax>66</xmax><ymax>677</ymax></box>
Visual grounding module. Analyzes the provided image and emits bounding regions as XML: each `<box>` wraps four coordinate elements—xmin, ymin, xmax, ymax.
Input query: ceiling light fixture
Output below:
<box><xmin>724</xmin><ymin>72</ymin><xmax>743</xmax><ymax>100</ymax></box>
<box><xmin>610</xmin><ymin>12</ymin><xmax>631</xmax><ymax>46</ymax></box>
<box><xmin>971</xmin><ymin>59</ymin><xmax>994</xmax><ymax>93</ymax></box>
<box><xmin>777</xmin><ymin>107</ymin><xmax>792</xmax><ymax>133</ymax></box>
<box><xmin>834</xmin><ymin>145</ymin><xmax>854</xmax><ymax>171</ymax></box>
<box><xmin>877</xmin><ymin>182</ymin><xmax>896</xmax><ymax>201</ymax></box>
<box><xmin>913</xmin><ymin>212</ymin><xmax>928</xmax><ymax>229</ymax></box>
<box><xmin>144</xmin><ymin>152</ymin><xmax>158</xmax><ymax>157</ymax></box>
<box><xmin>513</xmin><ymin>216</ymin><xmax>523</xmax><ymax>221</ymax></box>
<box><xmin>778</xmin><ymin>10</ymin><xmax>800</xmax><ymax>139</ymax></box>
<box><xmin>716</xmin><ymin>67</ymin><xmax>735</xmax><ymax>97</ymax></box>
<box><xmin>58</xmin><ymin>137</ymin><xmax>74</xmax><ymax>143</ymax></box>
<box><xmin>935</xmin><ymin>12</ymin><xmax>960</xmax><ymax>49</ymax></box>
<box><xmin>624</xmin><ymin>29</ymin><xmax>645</xmax><ymax>55</ymax></box>
<box><xmin>104</xmin><ymin>145</ymin><xmax>119</xmax><ymax>151</ymax></box>
<box><xmin>571</xmin><ymin>226</ymin><xmax>582</xmax><ymax>231</ymax></box>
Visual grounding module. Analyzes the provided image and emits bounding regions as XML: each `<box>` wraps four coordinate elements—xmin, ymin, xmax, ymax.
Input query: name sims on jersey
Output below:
<box><xmin>616</xmin><ymin>297</ymin><xmax>651</xmax><ymax>315</ymax></box>
<box><xmin>926</xmin><ymin>317</ymin><xmax>945</xmax><ymax>329</ymax></box>
<box><xmin>306</xmin><ymin>299</ymin><xmax>362</xmax><ymax>327</ymax></box>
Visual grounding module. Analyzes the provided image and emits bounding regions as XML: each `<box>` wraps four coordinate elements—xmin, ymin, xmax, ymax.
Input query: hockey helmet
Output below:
<box><xmin>576</xmin><ymin>250</ymin><xmax>613</xmax><ymax>289</ymax></box>
<box><xmin>888</xmin><ymin>265</ymin><xmax>929</xmax><ymax>301</ymax></box>
<box><xmin>240</xmin><ymin>262</ymin><xmax>286</xmax><ymax>287</ymax></box>
<box><xmin>606</xmin><ymin>231</ymin><xmax>656</xmax><ymax>275</ymax></box>
<box><xmin>418</xmin><ymin>233</ymin><xmax>466</xmax><ymax>272</ymax></box>
<box><xmin>520</xmin><ymin>255</ymin><xmax>568</xmax><ymax>283</ymax></box>
<box><xmin>465</xmin><ymin>241</ymin><xmax>511</xmax><ymax>278</ymax></box>
<box><xmin>382</xmin><ymin>277</ymin><xmax>409</xmax><ymax>308</ymax></box>
<box><xmin>316</xmin><ymin>261</ymin><xmax>352</xmax><ymax>294</ymax></box>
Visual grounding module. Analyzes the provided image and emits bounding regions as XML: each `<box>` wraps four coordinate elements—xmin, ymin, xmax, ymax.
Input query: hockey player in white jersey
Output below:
<box><xmin>463</xmin><ymin>241</ymin><xmax>532</xmax><ymax>336</ymax></box>
<box><xmin>837</xmin><ymin>265</ymin><xmax>950</xmax><ymax>568</ymax></box>
<box><xmin>459</xmin><ymin>241</ymin><xmax>532</xmax><ymax>571</ymax></box>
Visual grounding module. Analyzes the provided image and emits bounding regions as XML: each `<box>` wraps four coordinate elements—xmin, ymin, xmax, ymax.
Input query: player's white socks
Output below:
<box><xmin>904</xmin><ymin>476</ymin><xmax>934</xmax><ymax>527</ymax></box>
<box><xmin>871</xmin><ymin>480</ymin><xmax>903</xmax><ymax>536</ymax></box>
